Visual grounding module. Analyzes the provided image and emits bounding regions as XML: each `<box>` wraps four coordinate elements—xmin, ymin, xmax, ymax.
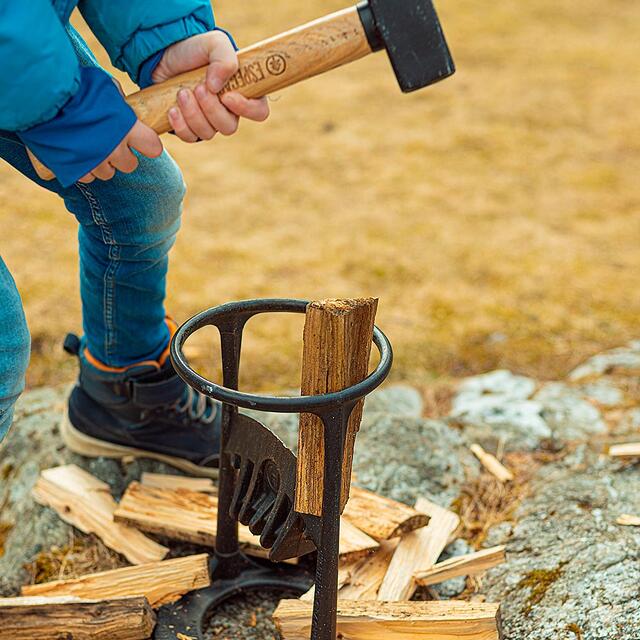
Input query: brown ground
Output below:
<box><xmin>0</xmin><ymin>0</ymin><xmax>638</xmax><ymax>391</ymax></box>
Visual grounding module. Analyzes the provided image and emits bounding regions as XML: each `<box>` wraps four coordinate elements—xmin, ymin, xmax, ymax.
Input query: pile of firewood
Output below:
<box><xmin>0</xmin><ymin>465</ymin><xmax>506</xmax><ymax>639</ymax></box>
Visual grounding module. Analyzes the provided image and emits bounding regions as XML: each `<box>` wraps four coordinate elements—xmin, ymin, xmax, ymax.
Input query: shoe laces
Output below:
<box><xmin>171</xmin><ymin>387</ymin><xmax>217</xmax><ymax>424</ymax></box>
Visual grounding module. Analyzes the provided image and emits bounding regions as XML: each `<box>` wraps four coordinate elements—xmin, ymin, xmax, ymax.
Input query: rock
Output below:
<box><xmin>480</xmin><ymin>448</ymin><xmax>640</xmax><ymax>639</ymax></box>
<box><xmin>363</xmin><ymin>385</ymin><xmax>424</xmax><ymax>417</ymax></box>
<box><xmin>569</xmin><ymin>343</ymin><xmax>640</xmax><ymax>381</ymax></box>
<box><xmin>455</xmin><ymin>370</ymin><xmax>537</xmax><ymax>402</ymax></box>
<box><xmin>451</xmin><ymin>370</ymin><xmax>550</xmax><ymax>451</ymax></box>
<box><xmin>579</xmin><ymin>379</ymin><xmax>625</xmax><ymax>408</ymax></box>
<box><xmin>352</xmin><ymin>414</ymin><xmax>478</xmax><ymax>507</ymax></box>
<box><xmin>613</xmin><ymin>408</ymin><xmax>640</xmax><ymax>437</ymax></box>
<box><xmin>534</xmin><ymin>383</ymin><xmax>607</xmax><ymax>441</ymax></box>
<box><xmin>451</xmin><ymin>394</ymin><xmax>551</xmax><ymax>452</ymax></box>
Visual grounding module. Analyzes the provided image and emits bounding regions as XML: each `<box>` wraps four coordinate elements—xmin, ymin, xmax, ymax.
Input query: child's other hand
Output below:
<box><xmin>79</xmin><ymin>120</ymin><xmax>163</xmax><ymax>183</ymax></box>
<box><xmin>151</xmin><ymin>31</ymin><xmax>270</xmax><ymax>142</ymax></box>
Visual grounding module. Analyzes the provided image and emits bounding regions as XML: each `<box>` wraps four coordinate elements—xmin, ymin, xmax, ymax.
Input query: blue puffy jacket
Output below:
<box><xmin>0</xmin><ymin>0</ymin><xmax>219</xmax><ymax>185</ymax></box>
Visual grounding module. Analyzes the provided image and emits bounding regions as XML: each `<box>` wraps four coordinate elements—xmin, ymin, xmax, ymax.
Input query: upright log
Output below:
<box><xmin>0</xmin><ymin>595</ymin><xmax>156</xmax><ymax>640</ymax></box>
<box><xmin>295</xmin><ymin>298</ymin><xmax>378</xmax><ymax>516</ymax></box>
<box><xmin>22</xmin><ymin>554</ymin><xmax>210</xmax><ymax>608</ymax></box>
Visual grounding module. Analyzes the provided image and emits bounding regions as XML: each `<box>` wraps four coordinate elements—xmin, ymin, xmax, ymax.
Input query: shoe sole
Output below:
<box><xmin>61</xmin><ymin>405</ymin><xmax>218</xmax><ymax>479</ymax></box>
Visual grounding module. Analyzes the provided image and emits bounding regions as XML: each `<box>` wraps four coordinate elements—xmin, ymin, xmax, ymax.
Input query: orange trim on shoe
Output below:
<box><xmin>84</xmin><ymin>348</ymin><xmax>161</xmax><ymax>373</ymax></box>
<box><xmin>158</xmin><ymin>316</ymin><xmax>178</xmax><ymax>367</ymax></box>
<box><xmin>85</xmin><ymin>316</ymin><xmax>178</xmax><ymax>372</ymax></box>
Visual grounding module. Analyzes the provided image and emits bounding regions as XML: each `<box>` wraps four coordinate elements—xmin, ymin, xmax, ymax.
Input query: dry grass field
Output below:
<box><xmin>0</xmin><ymin>0</ymin><xmax>638</xmax><ymax>391</ymax></box>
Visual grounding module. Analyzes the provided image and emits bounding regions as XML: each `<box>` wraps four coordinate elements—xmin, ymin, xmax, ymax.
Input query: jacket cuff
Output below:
<box><xmin>137</xmin><ymin>27</ymin><xmax>238</xmax><ymax>90</ymax></box>
<box><xmin>123</xmin><ymin>9</ymin><xmax>215</xmax><ymax>84</ymax></box>
<box><xmin>138</xmin><ymin>49</ymin><xmax>166</xmax><ymax>89</ymax></box>
<box><xmin>17</xmin><ymin>67</ymin><xmax>137</xmax><ymax>188</ymax></box>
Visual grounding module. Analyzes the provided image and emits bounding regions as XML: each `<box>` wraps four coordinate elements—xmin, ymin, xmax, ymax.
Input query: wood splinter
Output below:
<box><xmin>609</xmin><ymin>443</ymin><xmax>640</xmax><ymax>459</ymax></box>
<box><xmin>414</xmin><ymin>545</ymin><xmax>506</xmax><ymax>586</ymax></box>
<box><xmin>470</xmin><ymin>444</ymin><xmax>514</xmax><ymax>483</ymax></box>
<box><xmin>21</xmin><ymin>554</ymin><xmax>210</xmax><ymax>608</ymax></box>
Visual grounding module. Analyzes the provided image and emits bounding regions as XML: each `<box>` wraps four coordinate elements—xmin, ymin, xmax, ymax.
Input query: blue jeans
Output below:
<box><xmin>0</xmin><ymin>29</ymin><xmax>185</xmax><ymax>442</ymax></box>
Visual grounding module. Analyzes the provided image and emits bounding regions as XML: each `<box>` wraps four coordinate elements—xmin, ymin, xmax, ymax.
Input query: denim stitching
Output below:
<box><xmin>76</xmin><ymin>183</ymin><xmax>120</xmax><ymax>361</ymax></box>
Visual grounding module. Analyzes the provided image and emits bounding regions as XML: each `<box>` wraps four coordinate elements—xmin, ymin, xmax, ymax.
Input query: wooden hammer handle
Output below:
<box><xmin>31</xmin><ymin>7</ymin><xmax>371</xmax><ymax>181</ymax></box>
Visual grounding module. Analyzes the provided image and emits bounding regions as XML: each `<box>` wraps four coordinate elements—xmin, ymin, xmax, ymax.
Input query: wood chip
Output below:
<box><xmin>273</xmin><ymin>599</ymin><xmax>502</xmax><ymax>640</ymax></box>
<box><xmin>470</xmin><ymin>444</ymin><xmax>514</xmax><ymax>483</ymax></box>
<box><xmin>21</xmin><ymin>554</ymin><xmax>210</xmax><ymax>608</ymax></box>
<box><xmin>414</xmin><ymin>545</ymin><xmax>506</xmax><ymax>586</ymax></box>
<box><xmin>609</xmin><ymin>443</ymin><xmax>640</xmax><ymax>458</ymax></box>
<box><xmin>32</xmin><ymin>465</ymin><xmax>167</xmax><ymax>565</ymax></box>
<box><xmin>617</xmin><ymin>514</ymin><xmax>640</xmax><ymax>526</ymax></box>
<box><xmin>377</xmin><ymin>497</ymin><xmax>460</xmax><ymax>601</ymax></box>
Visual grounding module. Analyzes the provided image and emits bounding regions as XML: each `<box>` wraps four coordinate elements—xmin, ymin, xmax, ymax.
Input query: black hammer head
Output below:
<box><xmin>357</xmin><ymin>0</ymin><xmax>455</xmax><ymax>92</ymax></box>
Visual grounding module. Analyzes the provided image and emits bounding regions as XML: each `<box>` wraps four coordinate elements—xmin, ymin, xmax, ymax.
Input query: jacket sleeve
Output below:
<box><xmin>77</xmin><ymin>0</ymin><xmax>217</xmax><ymax>85</ymax></box>
<box><xmin>0</xmin><ymin>0</ymin><xmax>81</xmax><ymax>131</ymax></box>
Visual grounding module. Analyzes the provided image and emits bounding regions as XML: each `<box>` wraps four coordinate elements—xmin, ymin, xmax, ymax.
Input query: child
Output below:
<box><xmin>0</xmin><ymin>1</ymin><xmax>269</xmax><ymax>475</ymax></box>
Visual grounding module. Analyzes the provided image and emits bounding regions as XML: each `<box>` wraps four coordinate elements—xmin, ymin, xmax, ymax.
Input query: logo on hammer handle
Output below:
<box><xmin>265</xmin><ymin>54</ymin><xmax>287</xmax><ymax>76</ymax></box>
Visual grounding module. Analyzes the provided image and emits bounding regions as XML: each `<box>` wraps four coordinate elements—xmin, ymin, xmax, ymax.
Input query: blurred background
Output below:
<box><xmin>0</xmin><ymin>0</ymin><xmax>638</xmax><ymax>392</ymax></box>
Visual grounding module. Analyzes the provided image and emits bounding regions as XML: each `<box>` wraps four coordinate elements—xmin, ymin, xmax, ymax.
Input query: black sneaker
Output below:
<box><xmin>61</xmin><ymin>333</ymin><xmax>221</xmax><ymax>477</ymax></box>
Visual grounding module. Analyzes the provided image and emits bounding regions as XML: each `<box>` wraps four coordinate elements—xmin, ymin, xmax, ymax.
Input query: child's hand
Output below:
<box><xmin>79</xmin><ymin>120</ymin><xmax>163</xmax><ymax>183</ymax></box>
<box><xmin>151</xmin><ymin>31</ymin><xmax>270</xmax><ymax>142</ymax></box>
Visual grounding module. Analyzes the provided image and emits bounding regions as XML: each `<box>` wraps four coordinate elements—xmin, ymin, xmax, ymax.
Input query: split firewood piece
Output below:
<box><xmin>22</xmin><ymin>553</ymin><xmax>210</xmax><ymax>608</ymax></box>
<box><xmin>32</xmin><ymin>465</ymin><xmax>167</xmax><ymax>565</ymax></box>
<box><xmin>609</xmin><ymin>443</ymin><xmax>640</xmax><ymax>458</ymax></box>
<box><xmin>338</xmin><ymin>518</ymin><xmax>380</xmax><ymax>562</ymax></box>
<box><xmin>377</xmin><ymin>497</ymin><xmax>460</xmax><ymax>601</ymax></box>
<box><xmin>470</xmin><ymin>444</ymin><xmax>514</xmax><ymax>483</ymax></box>
<box><xmin>617</xmin><ymin>514</ymin><xmax>640</xmax><ymax>526</ymax></box>
<box><xmin>343</xmin><ymin>485</ymin><xmax>430</xmax><ymax>540</ymax></box>
<box><xmin>338</xmin><ymin>539</ymin><xmax>399</xmax><ymax>600</ymax></box>
<box><xmin>113</xmin><ymin>482</ymin><xmax>266</xmax><ymax>557</ymax></box>
<box><xmin>414</xmin><ymin>545</ymin><xmax>506</xmax><ymax>587</ymax></box>
<box><xmin>273</xmin><ymin>599</ymin><xmax>502</xmax><ymax>640</ymax></box>
<box><xmin>141</xmin><ymin>472</ymin><xmax>217</xmax><ymax>494</ymax></box>
<box><xmin>0</xmin><ymin>595</ymin><xmax>156</xmax><ymax>640</ymax></box>
<box><xmin>114</xmin><ymin>483</ymin><xmax>378</xmax><ymax>563</ymax></box>
<box><xmin>296</xmin><ymin>298</ymin><xmax>378</xmax><ymax>516</ymax></box>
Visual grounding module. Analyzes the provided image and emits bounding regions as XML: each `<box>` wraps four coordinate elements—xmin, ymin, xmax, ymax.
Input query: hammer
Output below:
<box><xmin>31</xmin><ymin>0</ymin><xmax>454</xmax><ymax>180</ymax></box>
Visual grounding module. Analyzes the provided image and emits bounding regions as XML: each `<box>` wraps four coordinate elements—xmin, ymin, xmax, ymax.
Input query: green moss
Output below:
<box><xmin>566</xmin><ymin>623</ymin><xmax>583</xmax><ymax>639</ymax></box>
<box><xmin>517</xmin><ymin>561</ymin><xmax>568</xmax><ymax>616</ymax></box>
